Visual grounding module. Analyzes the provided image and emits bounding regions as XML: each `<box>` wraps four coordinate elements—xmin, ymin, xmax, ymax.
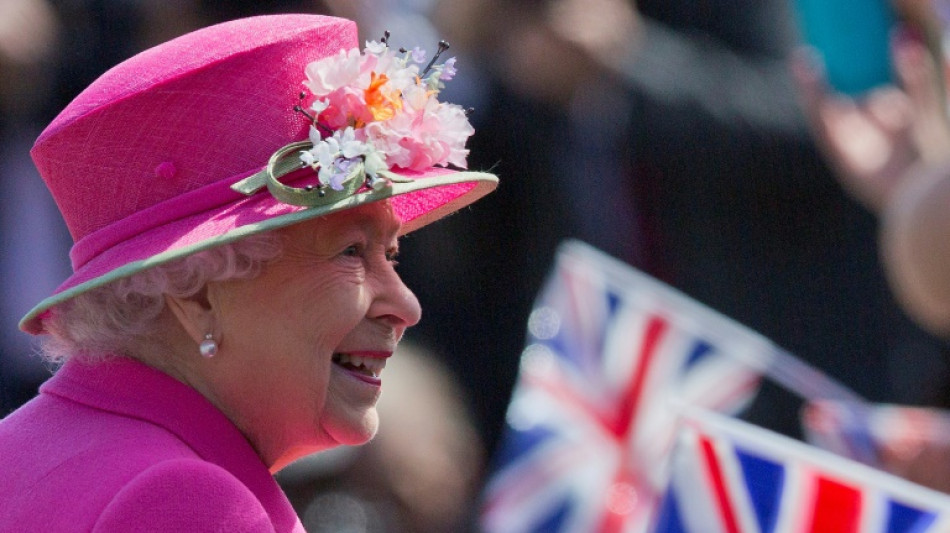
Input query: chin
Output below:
<box><xmin>326</xmin><ymin>412</ymin><xmax>380</xmax><ymax>446</ymax></box>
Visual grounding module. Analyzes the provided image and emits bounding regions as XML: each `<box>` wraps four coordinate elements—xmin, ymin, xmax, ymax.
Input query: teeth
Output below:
<box><xmin>333</xmin><ymin>353</ymin><xmax>387</xmax><ymax>377</ymax></box>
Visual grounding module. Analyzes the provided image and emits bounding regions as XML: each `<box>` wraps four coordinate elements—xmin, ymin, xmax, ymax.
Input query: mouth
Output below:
<box><xmin>332</xmin><ymin>352</ymin><xmax>388</xmax><ymax>379</ymax></box>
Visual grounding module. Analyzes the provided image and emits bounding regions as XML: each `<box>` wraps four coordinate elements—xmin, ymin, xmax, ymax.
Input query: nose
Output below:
<box><xmin>373</xmin><ymin>268</ymin><xmax>422</xmax><ymax>329</ymax></box>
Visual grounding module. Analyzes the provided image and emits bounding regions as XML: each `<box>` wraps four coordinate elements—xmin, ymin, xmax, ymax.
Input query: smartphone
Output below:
<box><xmin>791</xmin><ymin>0</ymin><xmax>897</xmax><ymax>95</ymax></box>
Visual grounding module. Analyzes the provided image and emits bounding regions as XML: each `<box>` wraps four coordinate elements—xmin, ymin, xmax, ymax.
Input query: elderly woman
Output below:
<box><xmin>0</xmin><ymin>14</ymin><xmax>496</xmax><ymax>532</ymax></box>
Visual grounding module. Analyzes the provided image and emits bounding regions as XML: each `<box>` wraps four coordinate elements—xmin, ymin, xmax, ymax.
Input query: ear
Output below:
<box><xmin>164</xmin><ymin>286</ymin><xmax>214</xmax><ymax>345</ymax></box>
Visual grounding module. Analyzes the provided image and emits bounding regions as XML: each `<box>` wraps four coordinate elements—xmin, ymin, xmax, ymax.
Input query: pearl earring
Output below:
<box><xmin>199</xmin><ymin>333</ymin><xmax>218</xmax><ymax>358</ymax></box>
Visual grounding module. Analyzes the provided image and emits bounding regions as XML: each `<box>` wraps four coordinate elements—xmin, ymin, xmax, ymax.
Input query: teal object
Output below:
<box><xmin>793</xmin><ymin>0</ymin><xmax>897</xmax><ymax>94</ymax></box>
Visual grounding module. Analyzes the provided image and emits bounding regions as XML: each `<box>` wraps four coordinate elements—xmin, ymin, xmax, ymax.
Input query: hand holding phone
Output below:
<box><xmin>791</xmin><ymin>0</ymin><xmax>898</xmax><ymax>95</ymax></box>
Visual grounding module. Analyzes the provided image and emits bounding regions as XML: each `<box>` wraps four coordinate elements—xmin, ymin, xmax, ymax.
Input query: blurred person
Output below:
<box><xmin>0</xmin><ymin>14</ymin><xmax>497</xmax><ymax>531</ymax></box>
<box><xmin>0</xmin><ymin>0</ymin><xmax>193</xmax><ymax>418</ymax></box>
<box><xmin>0</xmin><ymin>0</ymin><xmax>72</xmax><ymax>415</ymax></box>
<box><xmin>882</xmin><ymin>162</ymin><xmax>950</xmax><ymax>338</ymax></box>
<box><xmin>793</xmin><ymin>1</ymin><xmax>950</xmax><ymax>360</ymax></box>
<box><xmin>793</xmin><ymin>0</ymin><xmax>950</xmax><ymax>493</ymax></box>
<box><xmin>407</xmin><ymin>0</ymin><xmax>637</xmax><ymax>456</ymax></box>
<box><xmin>278</xmin><ymin>341</ymin><xmax>485</xmax><ymax>532</ymax></box>
<box><xmin>419</xmin><ymin>0</ymin><xmax>950</xmax><ymax>450</ymax></box>
<box><xmin>551</xmin><ymin>0</ymin><xmax>950</xmax><ymax>435</ymax></box>
<box><xmin>366</xmin><ymin>341</ymin><xmax>484</xmax><ymax>532</ymax></box>
<box><xmin>793</xmin><ymin>1</ymin><xmax>950</xmax><ymax>215</ymax></box>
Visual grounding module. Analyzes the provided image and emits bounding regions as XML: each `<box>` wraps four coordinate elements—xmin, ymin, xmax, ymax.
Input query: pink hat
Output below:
<box><xmin>21</xmin><ymin>14</ymin><xmax>497</xmax><ymax>334</ymax></box>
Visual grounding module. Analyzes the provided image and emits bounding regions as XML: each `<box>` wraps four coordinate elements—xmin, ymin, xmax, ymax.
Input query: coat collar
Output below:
<box><xmin>41</xmin><ymin>356</ymin><xmax>303</xmax><ymax>531</ymax></box>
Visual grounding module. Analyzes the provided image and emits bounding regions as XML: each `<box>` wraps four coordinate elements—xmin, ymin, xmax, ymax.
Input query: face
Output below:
<box><xmin>204</xmin><ymin>201</ymin><xmax>422</xmax><ymax>466</ymax></box>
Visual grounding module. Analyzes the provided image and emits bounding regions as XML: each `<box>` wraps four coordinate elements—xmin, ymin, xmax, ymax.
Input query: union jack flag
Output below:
<box><xmin>803</xmin><ymin>400</ymin><xmax>950</xmax><ymax>481</ymax></box>
<box><xmin>801</xmin><ymin>400</ymin><xmax>882</xmax><ymax>467</ymax></box>
<box><xmin>653</xmin><ymin>408</ymin><xmax>950</xmax><ymax>532</ymax></box>
<box><xmin>480</xmin><ymin>241</ymin><xmax>785</xmax><ymax>533</ymax></box>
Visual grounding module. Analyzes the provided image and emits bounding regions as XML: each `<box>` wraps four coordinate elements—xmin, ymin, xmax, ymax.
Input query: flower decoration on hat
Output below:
<box><xmin>232</xmin><ymin>34</ymin><xmax>473</xmax><ymax>206</ymax></box>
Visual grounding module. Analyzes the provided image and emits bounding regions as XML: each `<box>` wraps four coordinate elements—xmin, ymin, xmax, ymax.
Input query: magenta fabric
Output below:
<box><xmin>32</xmin><ymin>15</ymin><xmax>356</xmax><ymax>244</ymax></box>
<box><xmin>0</xmin><ymin>357</ymin><xmax>305</xmax><ymax>532</ymax></box>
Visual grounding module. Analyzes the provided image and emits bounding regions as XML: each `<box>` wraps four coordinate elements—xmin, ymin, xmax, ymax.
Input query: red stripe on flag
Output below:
<box><xmin>806</xmin><ymin>475</ymin><xmax>862</xmax><ymax>533</ymax></box>
<box><xmin>616</xmin><ymin>314</ymin><xmax>667</xmax><ymax>438</ymax></box>
<box><xmin>596</xmin><ymin>468</ymin><xmax>649</xmax><ymax>533</ymax></box>
<box><xmin>596</xmin><ymin>315</ymin><xmax>668</xmax><ymax>533</ymax></box>
<box><xmin>521</xmin><ymin>371</ymin><xmax>616</xmax><ymax>440</ymax></box>
<box><xmin>699</xmin><ymin>435</ymin><xmax>742</xmax><ymax>533</ymax></box>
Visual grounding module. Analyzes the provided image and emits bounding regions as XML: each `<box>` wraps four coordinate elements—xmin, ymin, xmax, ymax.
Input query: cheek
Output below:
<box><xmin>246</xmin><ymin>271</ymin><xmax>362</xmax><ymax>330</ymax></box>
<box><xmin>217</xmin><ymin>270</ymin><xmax>370</xmax><ymax>375</ymax></box>
<box><xmin>301</xmin><ymin>278</ymin><xmax>369</xmax><ymax>327</ymax></box>
<box><xmin>265</xmin><ymin>286</ymin><xmax>370</xmax><ymax>387</ymax></box>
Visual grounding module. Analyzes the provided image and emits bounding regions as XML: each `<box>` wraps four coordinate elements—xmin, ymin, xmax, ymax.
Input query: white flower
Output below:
<box><xmin>305</xmin><ymin>136</ymin><xmax>340</xmax><ymax>187</ymax></box>
<box><xmin>309</xmin><ymin>99</ymin><xmax>330</xmax><ymax>115</ymax></box>
<box><xmin>337</xmin><ymin>127</ymin><xmax>365</xmax><ymax>159</ymax></box>
<box><xmin>304</xmin><ymin>48</ymin><xmax>362</xmax><ymax>97</ymax></box>
<box><xmin>307</xmin><ymin>125</ymin><xmax>323</xmax><ymax>146</ymax></box>
<box><xmin>363</xmin><ymin>146</ymin><xmax>388</xmax><ymax>179</ymax></box>
<box><xmin>365</xmin><ymin>40</ymin><xmax>387</xmax><ymax>55</ymax></box>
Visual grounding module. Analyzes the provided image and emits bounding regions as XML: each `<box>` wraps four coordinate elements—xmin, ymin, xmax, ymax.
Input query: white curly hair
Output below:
<box><xmin>40</xmin><ymin>233</ymin><xmax>282</xmax><ymax>363</ymax></box>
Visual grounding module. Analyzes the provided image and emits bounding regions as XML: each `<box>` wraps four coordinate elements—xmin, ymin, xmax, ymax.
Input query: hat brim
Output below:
<box><xmin>20</xmin><ymin>168</ymin><xmax>497</xmax><ymax>334</ymax></box>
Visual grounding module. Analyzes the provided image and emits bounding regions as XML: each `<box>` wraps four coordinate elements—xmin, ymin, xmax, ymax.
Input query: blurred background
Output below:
<box><xmin>3</xmin><ymin>0</ymin><xmax>950</xmax><ymax>531</ymax></box>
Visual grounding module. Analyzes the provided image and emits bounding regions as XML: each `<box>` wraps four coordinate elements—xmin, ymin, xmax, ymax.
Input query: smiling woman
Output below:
<box><xmin>0</xmin><ymin>14</ymin><xmax>496</xmax><ymax>532</ymax></box>
<box><xmin>180</xmin><ymin>203</ymin><xmax>423</xmax><ymax>472</ymax></box>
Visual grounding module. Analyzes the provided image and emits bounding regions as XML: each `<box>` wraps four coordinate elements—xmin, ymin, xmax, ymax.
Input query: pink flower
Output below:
<box><xmin>318</xmin><ymin>88</ymin><xmax>372</xmax><ymax>130</ymax></box>
<box><xmin>365</xmin><ymin>99</ymin><xmax>472</xmax><ymax>170</ymax></box>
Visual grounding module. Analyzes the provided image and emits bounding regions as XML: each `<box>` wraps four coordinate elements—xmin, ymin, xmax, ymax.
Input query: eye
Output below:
<box><xmin>342</xmin><ymin>243</ymin><xmax>363</xmax><ymax>258</ymax></box>
<box><xmin>386</xmin><ymin>247</ymin><xmax>400</xmax><ymax>265</ymax></box>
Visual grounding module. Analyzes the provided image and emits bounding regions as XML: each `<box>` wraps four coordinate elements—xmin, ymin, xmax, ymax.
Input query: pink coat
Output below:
<box><xmin>0</xmin><ymin>357</ymin><xmax>306</xmax><ymax>532</ymax></box>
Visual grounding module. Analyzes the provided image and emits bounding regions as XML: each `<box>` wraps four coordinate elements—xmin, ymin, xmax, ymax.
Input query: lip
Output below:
<box><xmin>335</xmin><ymin>365</ymin><xmax>382</xmax><ymax>386</ymax></box>
<box><xmin>345</xmin><ymin>350</ymin><xmax>393</xmax><ymax>359</ymax></box>
<box><xmin>331</xmin><ymin>350</ymin><xmax>392</xmax><ymax>386</ymax></box>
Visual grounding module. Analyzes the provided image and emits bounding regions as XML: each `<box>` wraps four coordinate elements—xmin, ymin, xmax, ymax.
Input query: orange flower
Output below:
<box><xmin>365</xmin><ymin>72</ymin><xmax>401</xmax><ymax>121</ymax></box>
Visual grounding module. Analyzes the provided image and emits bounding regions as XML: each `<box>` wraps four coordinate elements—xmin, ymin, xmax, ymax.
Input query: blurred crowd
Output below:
<box><xmin>4</xmin><ymin>0</ymin><xmax>950</xmax><ymax>530</ymax></box>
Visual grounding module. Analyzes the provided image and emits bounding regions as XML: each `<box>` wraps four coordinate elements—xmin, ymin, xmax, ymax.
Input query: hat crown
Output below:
<box><xmin>31</xmin><ymin>15</ymin><xmax>358</xmax><ymax>245</ymax></box>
